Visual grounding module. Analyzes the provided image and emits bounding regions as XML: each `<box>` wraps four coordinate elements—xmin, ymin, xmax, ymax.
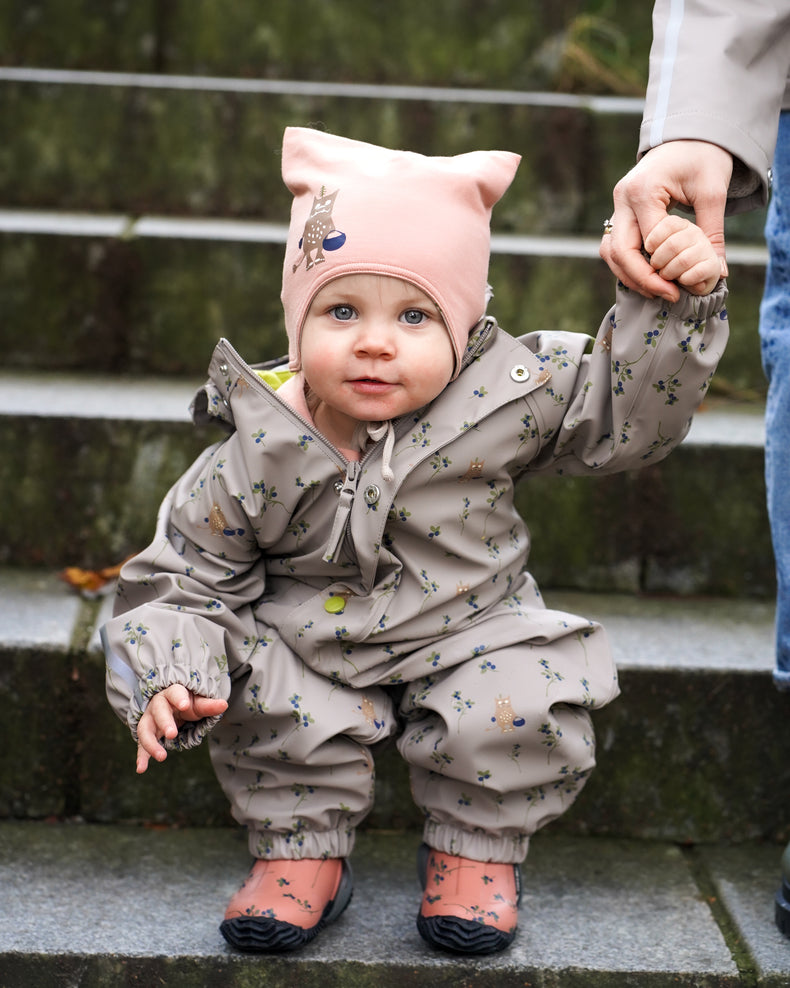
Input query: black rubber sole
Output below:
<box><xmin>417</xmin><ymin>912</ymin><xmax>516</xmax><ymax>955</ymax></box>
<box><xmin>220</xmin><ymin>859</ymin><xmax>353</xmax><ymax>953</ymax></box>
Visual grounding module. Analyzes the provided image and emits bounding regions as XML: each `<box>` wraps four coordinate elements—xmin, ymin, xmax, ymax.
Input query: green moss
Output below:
<box><xmin>559</xmin><ymin>668</ymin><xmax>790</xmax><ymax>844</ymax></box>
<box><xmin>0</xmin><ymin>1</ymin><xmax>654</xmax><ymax>92</ymax></box>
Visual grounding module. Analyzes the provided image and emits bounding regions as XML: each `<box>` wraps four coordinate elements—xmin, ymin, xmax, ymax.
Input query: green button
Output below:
<box><xmin>325</xmin><ymin>595</ymin><xmax>347</xmax><ymax>614</ymax></box>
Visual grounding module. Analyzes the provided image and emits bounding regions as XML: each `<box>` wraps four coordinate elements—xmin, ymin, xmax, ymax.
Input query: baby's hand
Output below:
<box><xmin>643</xmin><ymin>214</ymin><xmax>723</xmax><ymax>296</ymax></box>
<box><xmin>135</xmin><ymin>683</ymin><xmax>227</xmax><ymax>774</ymax></box>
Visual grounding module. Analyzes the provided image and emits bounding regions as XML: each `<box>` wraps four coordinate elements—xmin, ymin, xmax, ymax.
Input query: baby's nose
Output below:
<box><xmin>354</xmin><ymin>322</ymin><xmax>395</xmax><ymax>355</ymax></box>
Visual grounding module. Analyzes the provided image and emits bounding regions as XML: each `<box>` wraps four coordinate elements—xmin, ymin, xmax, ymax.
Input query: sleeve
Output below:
<box><xmin>522</xmin><ymin>278</ymin><xmax>729</xmax><ymax>477</ymax></box>
<box><xmin>639</xmin><ymin>0</ymin><xmax>790</xmax><ymax>212</ymax></box>
<box><xmin>102</xmin><ymin>435</ymin><xmax>266</xmax><ymax>749</ymax></box>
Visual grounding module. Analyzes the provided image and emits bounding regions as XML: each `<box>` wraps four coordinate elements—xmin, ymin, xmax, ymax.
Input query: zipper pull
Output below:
<box><xmin>323</xmin><ymin>461</ymin><xmax>359</xmax><ymax>562</ymax></box>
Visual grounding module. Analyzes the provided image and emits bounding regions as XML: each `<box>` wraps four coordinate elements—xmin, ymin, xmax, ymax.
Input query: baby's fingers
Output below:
<box><xmin>135</xmin><ymin>712</ymin><xmax>170</xmax><ymax>771</ymax></box>
<box><xmin>134</xmin><ymin>687</ymin><xmax>187</xmax><ymax>771</ymax></box>
<box><xmin>652</xmin><ymin>243</ymin><xmax>720</xmax><ymax>295</ymax></box>
<box><xmin>646</xmin><ymin>221</ymin><xmax>719</xmax><ymax>295</ymax></box>
<box><xmin>190</xmin><ymin>696</ymin><xmax>228</xmax><ymax>720</ymax></box>
<box><xmin>135</xmin><ymin>726</ymin><xmax>166</xmax><ymax>774</ymax></box>
<box><xmin>136</xmin><ymin>744</ymin><xmax>154</xmax><ymax>774</ymax></box>
<box><xmin>674</xmin><ymin>257</ymin><xmax>722</xmax><ymax>295</ymax></box>
<box><xmin>642</xmin><ymin>214</ymin><xmax>692</xmax><ymax>256</ymax></box>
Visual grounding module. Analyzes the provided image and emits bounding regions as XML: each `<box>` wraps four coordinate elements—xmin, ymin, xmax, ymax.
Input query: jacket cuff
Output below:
<box><xmin>127</xmin><ymin>672</ymin><xmax>227</xmax><ymax>749</ymax></box>
<box><xmin>666</xmin><ymin>279</ymin><xmax>728</xmax><ymax>321</ymax></box>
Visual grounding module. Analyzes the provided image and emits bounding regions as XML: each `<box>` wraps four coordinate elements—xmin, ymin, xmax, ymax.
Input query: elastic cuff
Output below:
<box><xmin>423</xmin><ymin>820</ymin><xmax>529</xmax><ymax>865</ymax></box>
<box><xmin>129</xmin><ymin>677</ymin><xmax>227</xmax><ymax>749</ymax></box>
<box><xmin>666</xmin><ymin>279</ymin><xmax>728</xmax><ymax>320</ymax></box>
<box><xmin>167</xmin><ymin>714</ymin><xmax>224</xmax><ymax>751</ymax></box>
<box><xmin>247</xmin><ymin>827</ymin><xmax>357</xmax><ymax>861</ymax></box>
<box><xmin>129</xmin><ymin>700</ymin><xmax>221</xmax><ymax>751</ymax></box>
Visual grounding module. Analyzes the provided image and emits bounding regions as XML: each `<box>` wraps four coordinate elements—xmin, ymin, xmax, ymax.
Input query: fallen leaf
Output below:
<box><xmin>60</xmin><ymin>558</ymin><xmax>133</xmax><ymax>597</ymax></box>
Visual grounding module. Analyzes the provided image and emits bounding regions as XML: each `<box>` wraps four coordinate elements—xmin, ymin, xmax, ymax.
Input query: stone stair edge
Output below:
<box><xmin>0</xmin><ymin>208</ymin><xmax>770</xmax><ymax>265</ymax></box>
<box><xmin>2</xmin><ymin>569</ymin><xmax>784</xmax><ymax>846</ymax></box>
<box><xmin>0</xmin><ymin>64</ymin><xmax>648</xmax><ymax>113</ymax></box>
<box><xmin>0</xmin><ymin>368</ymin><xmax>767</xmax><ymax>448</ymax></box>
<box><xmin>2</xmin><ymin>818</ymin><xmax>789</xmax><ymax>985</ymax></box>
<box><xmin>0</xmin><ymin>567</ymin><xmax>775</xmax><ymax>674</ymax></box>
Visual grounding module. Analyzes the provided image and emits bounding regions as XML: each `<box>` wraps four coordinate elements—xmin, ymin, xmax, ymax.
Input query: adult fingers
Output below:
<box><xmin>691</xmin><ymin>198</ymin><xmax>729</xmax><ymax>274</ymax></box>
<box><xmin>600</xmin><ymin>205</ymin><xmax>679</xmax><ymax>302</ymax></box>
<box><xmin>680</xmin><ymin>142</ymin><xmax>732</xmax><ymax>269</ymax></box>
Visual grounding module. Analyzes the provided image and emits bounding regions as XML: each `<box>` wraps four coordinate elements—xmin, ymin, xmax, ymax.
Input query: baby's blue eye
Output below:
<box><xmin>402</xmin><ymin>309</ymin><xmax>426</xmax><ymax>325</ymax></box>
<box><xmin>330</xmin><ymin>305</ymin><xmax>355</xmax><ymax>321</ymax></box>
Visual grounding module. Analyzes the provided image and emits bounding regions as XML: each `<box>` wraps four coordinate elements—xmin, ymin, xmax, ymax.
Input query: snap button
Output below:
<box><xmin>333</xmin><ymin>478</ymin><xmax>344</xmax><ymax>495</ymax></box>
<box><xmin>363</xmin><ymin>484</ymin><xmax>381</xmax><ymax>505</ymax></box>
<box><xmin>324</xmin><ymin>593</ymin><xmax>350</xmax><ymax>614</ymax></box>
<box><xmin>219</xmin><ymin>362</ymin><xmax>229</xmax><ymax>374</ymax></box>
<box><xmin>510</xmin><ymin>364</ymin><xmax>530</xmax><ymax>383</ymax></box>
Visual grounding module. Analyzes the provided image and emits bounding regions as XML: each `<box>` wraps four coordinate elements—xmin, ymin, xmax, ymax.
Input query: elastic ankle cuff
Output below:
<box><xmin>423</xmin><ymin>821</ymin><xmax>529</xmax><ymax>864</ymax></box>
<box><xmin>248</xmin><ymin>828</ymin><xmax>356</xmax><ymax>860</ymax></box>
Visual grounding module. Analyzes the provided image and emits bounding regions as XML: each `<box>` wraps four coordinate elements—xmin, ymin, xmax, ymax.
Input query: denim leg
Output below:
<box><xmin>760</xmin><ymin>111</ymin><xmax>790</xmax><ymax>690</ymax></box>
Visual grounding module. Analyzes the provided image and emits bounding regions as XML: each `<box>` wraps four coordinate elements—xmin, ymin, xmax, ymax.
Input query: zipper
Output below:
<box><xmin>322</xmin><ymin>460</ymin><xmax>359</xmax><ymax>563</ymax></box>
<box><xmin>461</xmin><ymin>317</ymin><xmax>494</xmax><ymax>368</ymax></box>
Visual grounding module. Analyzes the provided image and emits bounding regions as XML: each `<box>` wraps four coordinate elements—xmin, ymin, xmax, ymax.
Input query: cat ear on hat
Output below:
<box><xmin>449</xmin><ymin>148</ymin><xmax>522</xmax><ymax>211</ymax></box>
<box><xmin>282</xmin><ymin>127</ymin><xmax>520</xmax><ymax>205</ymax></box>
<box><xmin>282</xmin><ymin>127</ymin><xmax>359</xmax><ymax>195</ymax></box>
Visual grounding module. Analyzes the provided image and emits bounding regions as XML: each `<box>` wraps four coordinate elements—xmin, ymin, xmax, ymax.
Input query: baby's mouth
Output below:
<box><xmin>350</xmin><ymin>377</ymin><xmax>395</xmax><ymax>391</ymax></box>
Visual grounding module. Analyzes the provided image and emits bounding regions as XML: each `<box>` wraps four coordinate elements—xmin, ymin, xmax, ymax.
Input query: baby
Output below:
<box><xmin>103</xmin><ymin>127</ymin><xmax>726</xmax><ymax>955</ymax></box>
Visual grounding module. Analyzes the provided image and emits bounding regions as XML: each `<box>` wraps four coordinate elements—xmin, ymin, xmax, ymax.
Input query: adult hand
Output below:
<box><xmin>135</xmin><ymin>684</ymin><xmax>228</xmax><ymax>774</ymax></box>
<box><xmin>600</xmin><ymin>141</ymin><xmax>733</xmax><ymax>302</ymax></box>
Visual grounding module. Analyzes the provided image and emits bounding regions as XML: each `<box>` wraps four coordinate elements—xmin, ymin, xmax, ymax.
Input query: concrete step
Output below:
<box><xmin>0</xmin><ymin>366</ymin><xmax>772</xmax><ymax>594</ymax></box>
<box><xmin>0</xmin><ymin>371</ymin><xmax>772</xmax><ymax>596</ymax></box>
<box><xmin>0</xmin><ymin>820</ymin><xmax>788</xmax><ymax>987</ymax></box>
<box><xmin>0</xmin><ymin>212</ymin><xmax>769</xmax><ymax>392</ymax></box>
<box><xmin>1</xmin><ymin>570</ymin><xmax>786</xmax><ymax>844</ymax></box>
<box><xmin>0</xmin><ymin>71</ymin><xmax>642</xmax><ymax>235</ymax></box>
<box><xmin>0</xmin><ymin>68</ymin><xmax>768</xmax><ymax>245</ymax></box>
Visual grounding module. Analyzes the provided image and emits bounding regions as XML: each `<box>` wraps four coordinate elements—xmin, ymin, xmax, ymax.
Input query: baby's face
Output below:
<box><xmin>300</xmin><ymin>274</ymin><xmax>455</xmax><ymax>448</ymax></box>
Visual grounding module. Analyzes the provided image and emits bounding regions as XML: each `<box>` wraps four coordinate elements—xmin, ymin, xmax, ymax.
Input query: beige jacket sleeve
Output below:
<box><xmin>639</xmin><ymin>0</ymin><xmax>790</xmax><ymax>212</ymax></box>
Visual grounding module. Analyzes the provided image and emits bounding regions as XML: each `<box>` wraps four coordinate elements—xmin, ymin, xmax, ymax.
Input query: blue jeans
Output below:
<box><xmin>760</xmin><ymin>110</ymin><xmax>790</xmax><ymax>690</ymax></box>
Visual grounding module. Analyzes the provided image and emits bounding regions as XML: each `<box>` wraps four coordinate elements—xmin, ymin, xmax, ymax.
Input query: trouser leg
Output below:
<box><xmin>398</xmin><ymin>623</ymin><xmax>616</xmax><ymax>864</ymax></box>
<box><xmin>209</xmin><ymin>637</ymin><xmax>396</xmax><ymax>859</ymax></box>
<box><xmin>760</xmin><ymin>110</ymin><xmax>790</xmax><ymax>690</ymax></box>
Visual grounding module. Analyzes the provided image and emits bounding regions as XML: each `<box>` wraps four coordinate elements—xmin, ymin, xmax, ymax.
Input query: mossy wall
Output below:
<box><xmin>1</xmin><ymin>1</ymin><xmax>653</xmax><ymax>93</ymax></box>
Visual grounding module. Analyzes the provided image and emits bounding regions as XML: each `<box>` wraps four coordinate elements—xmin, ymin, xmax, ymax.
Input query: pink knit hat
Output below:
<box><xmin>280</xmin><ymin>127</ymin><xmax>521</xmax><ymax>378</ymax></box>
